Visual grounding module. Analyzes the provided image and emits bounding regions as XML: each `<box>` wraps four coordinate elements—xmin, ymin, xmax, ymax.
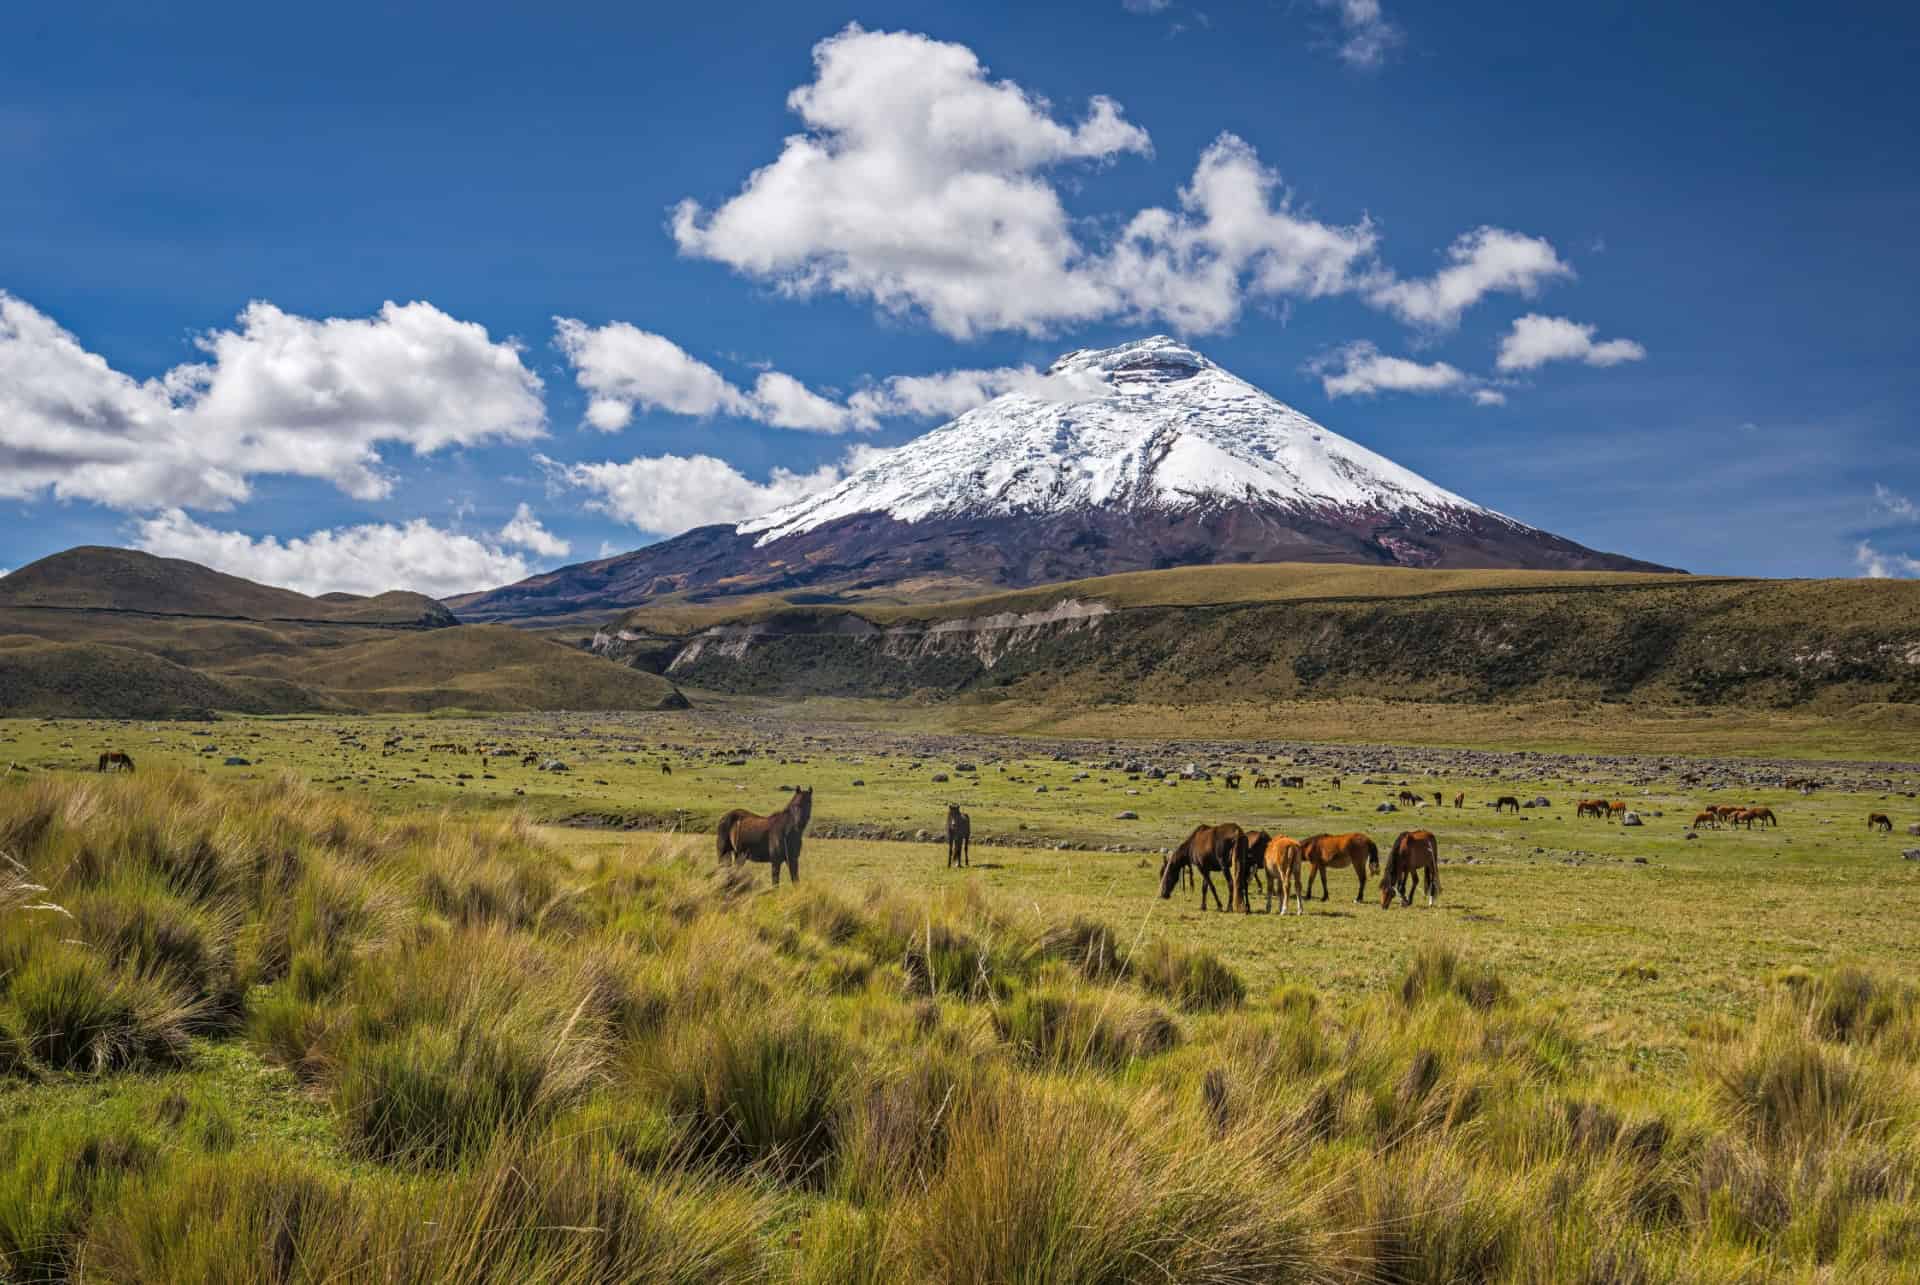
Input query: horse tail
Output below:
<box><xmin>1365</xmin><ymin>836</ymin><xmax>1380</xmax><ymax>874</ymax></box>
<box><xmin>716</xmin><ymin>814</ymin><xmax>736</xmax><ymax>862</ymax></box>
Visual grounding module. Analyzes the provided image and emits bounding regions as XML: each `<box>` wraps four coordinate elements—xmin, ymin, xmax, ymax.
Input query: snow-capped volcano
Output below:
<box><xmin>450</xmin><ymin>337</ymin><xmax>1672</xmax><ymax>621</ymax></box>
<box><xmin>741</xmin><ymin>336</ymin><xmax>1497</xmax><ymax>545</ymax></box>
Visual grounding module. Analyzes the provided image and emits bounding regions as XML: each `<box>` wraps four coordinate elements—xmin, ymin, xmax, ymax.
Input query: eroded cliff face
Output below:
<box><xmin>626</xmin><ymin>582</ymin><xmax>1920</xmax><ymax>710</ymax></box>
<box><xmin>662</xmin><ymin>600</ymin><xmax>1111</xmax><ymax>695</ymax></box>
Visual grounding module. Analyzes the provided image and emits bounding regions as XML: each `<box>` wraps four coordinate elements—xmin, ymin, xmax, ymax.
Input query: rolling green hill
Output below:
<box><xmin>0</xmin><ymin>547</ymin><xmax>453</xmax><ymax>625</ymax></box>
<box><xmin>0</xmin><ymin>549</ymin><xmax>686</xmax><ymax>716</ymax></box>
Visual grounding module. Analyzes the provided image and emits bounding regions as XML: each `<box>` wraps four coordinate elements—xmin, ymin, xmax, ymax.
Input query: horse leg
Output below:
<box><xmin>1354</xmin><ymin>861</ymin><xmax>1367</xmax><ymax>904</ymax></box>
<box><xmin>1199</xmin><ymin>869</ymin><xmax>1218</xmax><ymax>911</ymax></box>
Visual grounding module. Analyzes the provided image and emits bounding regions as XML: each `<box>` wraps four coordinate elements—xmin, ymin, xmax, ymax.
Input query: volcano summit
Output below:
<box><xmin>452</xmin><ymin>337</ymin><xmax>1671</xmax><ymax>620</ymax></box>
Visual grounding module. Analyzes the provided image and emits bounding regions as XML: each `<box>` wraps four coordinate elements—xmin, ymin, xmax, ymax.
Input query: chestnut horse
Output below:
<box><xmin>717</xmin><ymin>787</ymin><xmax>813</xmax><ymax>886</ymax></box>
<box><xmin>946</xmin><ymin>803</ymin><xmax>971</xmax><ymax>867</ymax></box>
<box><xmin>1692</xmin><ymin>811</ymin><xmax>1719</xmax><ymax>830</ymax></box>
<box><xmin>1869</xmin><ymin>813</ymin><xmax>1893</xmax><ymax>833</ymax></box>
<box><xmin>1298</xmin><ymin>832</ymin><xmax>1378</xmax><ymax>904</ymax></box>
<box><xmin>1576</xmin><ymin>799</ymin><xmax>1609</xmax><ymax>820</ymax></box>
<box><xmin>1248</xmin><ymin>832</ymin><xmax>1307</xmax><ymax>915</ymax></box>
<box><xmin>1382</xmin><ymin>830</ymin><xmax>1439</xmax><ymax>908</ymax></box>
<box><xmin>96</xmin><ymin>750</ymin><xmax>134</xmax><ymax>773</ymax></box>
<box><xmin>1608</xmin><ymin>801</ymin><xmax>1628</xmax><ymax>823</ymax></box>
<box><xmin>1159</xmin><ymin>823</ymin><xmax>1248</xmax><ymax>912</ymax></box>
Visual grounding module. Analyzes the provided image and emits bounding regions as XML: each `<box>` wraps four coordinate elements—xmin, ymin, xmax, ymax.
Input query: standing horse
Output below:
<box><xmin>946</xmin><ymin>804</ymin><xmax>971</xmax><ymax>868</ymax></box>
<box><xmin>1250</xmin><ymin>832</ymin><xmax>1306</xmax><ymax>915</ymax></box>
<box><xmin>1158</xmin><ymin>823</ymin><xmax>1248</xmax><ymax>912</ymax></box>
<box><xmin>1453</xmin><ymin>793</ymin><xmax>1465</xmax><ymax>809</ymax></box>
<box><xmin>1576</xmin><ymin>799</ymin><xmax>1609</xmax><ymax>820</ymax></box>
<box><xmin>1382</xmin><ymin>831</ymin><xmax>1439</xmax><ymax>908</ymax></box>
<box><xmin>1494</xmin><ymin>796</ymin><xmax>1521</xmax><ymax>815</ymax></box>
<box><xmin>716</xmin><ymin>787</ymin><xmax>813</xmax><ymax>886</ymax></box>
<box><xmin>1745</xmin><ymin>807</ymin><xmax>1778</xmax><ymax>829</ymax></box>
<box><xmin>1869</xmin><ymin>813</ymin><xmax>1893</xmax><ymax>833</ymax></box>
<box><xmin>1692</xmin><ymin>811</ymin><xmax>1720</xmax><ymax>830</ymax></box>
<box><xmin>1298</xmin><ymin>832</ymin><xmax>1378</xmax><ymax>904</ymax></box>
<box><xmin>96</xmin><ymin>750</ymin><xmax>135</xmax><ymax>773</ymax></box>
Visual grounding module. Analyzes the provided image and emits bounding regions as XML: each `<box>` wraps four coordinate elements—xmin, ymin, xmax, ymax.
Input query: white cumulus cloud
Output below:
<box><xmin>1855</xmin><ymin>540</ymin><xmax>1920</xmax><ymax>579</ymax></box>
<box><xmin>1495</xmin><ymin>313</ymin><xmax>1647</xmax><ymax>372</ymax></box>
<box><xmin>1315</xmin><ymin>342</ymin><xmax>1467</xmax><ymax>398</ymax></box>
<box><xmin>1368</xmin><ymin>228</ymin><xmax>1572</xmax><ymax>330</ymax></box>
<box><xmin>131</xmin><ymin>508</ymin><xmax>536</xmax><ymax>599</ymax></box>
<box><xmin>550</xmin><ymin>445</ymin><xmax>890</xmax><ymax>536</ymax></box>
<box><xmin>0</xmin><ymin>292</ymin><xmax>545</xmax><ymax>511</ymax></box>
<box><xmin>497</xmin><ymin>502</ymin><xmax>570</xmax><ymax>558</ymax></box>
<box><xmin>670</xmin><ymin>27</ymin><xmax>1388</xmax><ymax>338</ymax></box>
<box><xmin>1317</xmin><ymin>0</ymin><xmax>1402</xmax><ymax>69</ymax></box>
<box><xmin>1871</xmin><ymin>484</ymin><xmax>1917</xmax><ymax>522</ymax></box>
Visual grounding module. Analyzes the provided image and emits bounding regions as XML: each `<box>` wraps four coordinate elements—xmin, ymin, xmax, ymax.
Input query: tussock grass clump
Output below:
<box><xmin>1400</xmin><ymin>942</ymin><xmax>1508</xmax><ymax>1011</ymax></box>
<box><xmin>653</xmin><ymin>1011</ymin><xmax>851</xmax><ymax>1181</ymax></box>
<box><xmin>1132</xmin><ymin>936</ymin><xmax>1245</xmax><ymax>1012</ymax></box>
<box><xmin>0</xmin><ymin>1111</ymin><xmax>158</xmax><ymax>1282</ymax></box>
<box><xmin>9</xmin><ymin>951</ymin><xmax>197</xmax><ymax>1073</ymax></box>
<box><xmin>993</xmin><ymin>985</ymin><xmax>1181</xmax><ymax>1070</ymax></box>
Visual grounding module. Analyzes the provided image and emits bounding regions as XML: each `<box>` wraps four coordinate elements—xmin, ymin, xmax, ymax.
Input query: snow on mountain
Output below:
<box><xmin>738</xmin><ymin>336</ymin><xmax>1506</xmax><ymax>546</ymax></box>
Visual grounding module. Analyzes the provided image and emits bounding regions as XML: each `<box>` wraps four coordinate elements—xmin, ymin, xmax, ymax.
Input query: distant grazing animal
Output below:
<box><xmin>1398</xmin><ymin>790</ymin><xmax>1421</xmax><ymax>807</ymax></box>
<box><xmin>1298</xmin><ymin>832</ymin><xmax>1378</xmax><ymax>904</ymax></box>
<box><xmin>1744</xmin><ymin>807</ymin><xmax>1778</xmax><ymax>829</ymax></box>
<box><xmin>1576</xmin><ymin>799</ymin><xmax>1609</xmax><ymax>820</ymax></box>
<box><xmin>1253</xmin><ymin>776</ymin><xmax>1274</xmax><ymax>789</ymax></box>
<box><xmin>1224</xmin><ymin>772</ymin><xmax>1242</xmax><ymax>789</ymax></box>
<box><xmin>522</xmin><ymin>753</ymin><xmax>540</xmax><ymax>767</ymax></box>
<box><xmin>1692</xmin><ymin>811</ymin><xmax>1719</xmax><ymax>830</ymax></box>
<box><xmin>1608</xmin><ymin>801</ymin><xmax>1628</xmax><ymax>823</ymax></box>
<box><xmin>1158</xmin><ymin>823</ymin><xmax>1249</xmax><ymax>912</ymax></box>
<box><xmin>1453</xmin><ymin>793</ymin><xmax>1464</xmax><ymax>809</ymax></box>
<box><xmin>661</xmin><ymin>761</ymin><xmax>672</xmax><ymax>776</ymax></box>
<box><xmin>946</xmin><ymin>804</ymin><xmax>971</xmax><ymax>868</ymax></box>
<box><xmin>1329</xmin><ymin>777</ymin><xmax>1342</xmax><ymax>789</ymax></box>
<box><xmin>1432</xmin><ymin>791</ymin><xmax>1444</xmax><ymax>806</ymax></box>
<box><xmin>96</xmin><ymin>750</ymin><xmax>134</xmax><ymax>773</ymax></box>
<box><xmin>716</xmin><ymin>787</ymin><xmax>814</xmax><ymax>886</ymax></box>
<box><xmin>1382</xmin><ymin>830</ymin><xmax>1439</xmax><ymax>908</ymax></box>
<box><xmin>1494</xmin><ymin>796</ymin><xmax>1522</xmax><ymax>815</ymax></box>
<box><xmin>1251</xmin><ymin>832</ymin><xmax>1306</xmax><ymax>915</ymax></box>
<box><xmin>1869</xmin><ymin>813</ymin><xmax>1893</xmax><ymax>833</ymax></box>
<box><xmin>1279</xmin><ymin>775</ymin><xmax>1305</xmax><ymax>789</ymax></box>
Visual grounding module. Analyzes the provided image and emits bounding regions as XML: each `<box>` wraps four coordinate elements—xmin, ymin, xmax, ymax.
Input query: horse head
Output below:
<box><xmin>1157</xmin><ymin>851</ymin><xmax>1186</xmax><ymax>899</ymax></box>
<box><xmin>793</xmin><ymin>786</ymin><xmax>814</xmax><ymax>828</ymax></box>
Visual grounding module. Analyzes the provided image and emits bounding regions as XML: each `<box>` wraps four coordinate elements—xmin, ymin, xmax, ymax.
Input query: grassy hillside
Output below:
<box><xmin>3</xmin><ymin>765</ymin><xmax>1918</xmax><ymax>1280</ymax></box>
<box><xmin>656</xmin><ymin>567</ymin><xmax>1920</xmax><ymax>712</ymax></box>
<box><xmin>0</xmin><ymin>547</ymin><xmax>452</xmax><ymax>625</ymax></box>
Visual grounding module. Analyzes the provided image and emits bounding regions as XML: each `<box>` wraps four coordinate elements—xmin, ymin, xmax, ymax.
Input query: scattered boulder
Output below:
<box><xmin>930</xmin><ymin>772</ymin><xmax>949</xmax><ymax>783</ymax></box>
<box><xmin>852</xmin><ymin>779</ymin><xmax>865</xmax><ymax>787</ymax></box>
<box><xmin>1621</xmin><ymin>811</ymin><xmax>1643</xmax><ymax>827</ymax></box>
<box><xmin>954</xmin><ymin>762</ymin><xmax>977</xmax><ymax>773</ymax></box>
<box><xmin>1376</xmin><ymin>802</ymin><xmax>1397</xmax><ymax>813</ymax></box>
<box><xmin>1116</xmin><ymin>810</ymin><xmax>1139</xmax><ymax>820</ymax></box>
<box><xmin>223</xmin><ymin>756</ymin><xmax>250</xmax><ymax>767</ymax></box>
<box><xmin>541</xmin><ymin>760</ymin><xmax>569</xmax><ymax>773</ymax></box>
<box><xmin>1909</xmin><ymin>823</ymin><xmax>1920</xmax><ymax>836</ymax></box>
<box><xmin>1904</xmin><ymin>850</ymin><xmax>1920</xmax><ymax>862</ymax></box>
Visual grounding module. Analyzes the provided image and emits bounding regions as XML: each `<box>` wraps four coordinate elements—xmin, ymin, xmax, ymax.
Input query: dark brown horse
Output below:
<box><xmin>1299</xmin><ymin>832</ymin><xmax>1378</xmax><ymax>903</ymax></box>
<box><xmin>1382</xmin><ymin>830</ymin><xmax>1439</xmax><ymax>908</ymax></box>
<box><xmin>96</xmin><ymin>750</ymin><xmax>134</xmax><ymax>773</ymax></box>
<box><xmin>1869</xmin><ymin>813</ymin><xmax>1893</xmax><ymax>833</ymax></box>
<box><xmin>1575</xmin><ymin>799</ymin><xmax>1609</xmax><ymax>820</ymax></box>
<box><xmin>1159</xmin><ymin>823</ymin><xmax>1248</xmax><ymax>911</ymax></box>
<box><xmin>717</xmin><ymin>787</ymin><xmax>813</xmax><ymax>886</ymax></box>
<box><xmin>946</xmin><ymin>803</ymin><xmax>971</xmax><ymax>867</ymax></box>
<box><xmin>1494</xmin><ymin>796</ymin><xmax>1521</xmax><ymax>815</ymax></box>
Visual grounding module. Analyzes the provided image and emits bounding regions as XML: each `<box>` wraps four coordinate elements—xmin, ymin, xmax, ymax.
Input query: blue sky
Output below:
<box><xmin>3</xmin><ymin>0</ymin><xmax>1917</xmax><ymax>594</ymax></box>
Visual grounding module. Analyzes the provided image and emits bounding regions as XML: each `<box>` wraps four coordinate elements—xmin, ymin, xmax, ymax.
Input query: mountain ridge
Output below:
<box><xmin>453</xmin><ymin>336</ymin><xmax>1673</xmax><ymax>622</ymax></box>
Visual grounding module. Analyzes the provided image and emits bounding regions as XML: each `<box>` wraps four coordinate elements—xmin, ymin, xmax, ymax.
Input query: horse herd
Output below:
<box><xmin>1156</xmin><ymin>824</ymin><xmax>1439</xmax><ymax>914</ymax></box>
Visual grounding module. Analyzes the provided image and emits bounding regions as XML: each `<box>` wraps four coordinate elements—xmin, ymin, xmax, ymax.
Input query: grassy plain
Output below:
<box><xmin>4</xmin><ymin>728</ymin><xmax>1920</xmax><ymax>1280</ymax></box>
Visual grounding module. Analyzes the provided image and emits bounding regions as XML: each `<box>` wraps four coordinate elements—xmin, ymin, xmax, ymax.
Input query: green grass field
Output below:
<box><xmin>3</xmin><ymin>710</ymin><xmax>1919</xmax><ymax>1279</ymax></box>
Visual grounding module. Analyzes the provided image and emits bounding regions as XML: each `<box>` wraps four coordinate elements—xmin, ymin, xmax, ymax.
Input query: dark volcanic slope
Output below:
<box><xmin>449</xmin><ymin>506</ymin><xmax>1670</xmax><ymax>622</ymax></box>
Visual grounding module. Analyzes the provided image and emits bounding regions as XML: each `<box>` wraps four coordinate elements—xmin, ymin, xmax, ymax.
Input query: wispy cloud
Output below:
<box><xmin>1315</xmin><ymin>0</ymin><xmax>1402</xmax><ymax>69</ymax></box>
<box><xmin>1872</xmin><ymin>483</ymin><xmax>1918</xmax><ymax>522</ymax></box>
<box><xmin>1855</xmin><ymin>540</ymin><xmax>1920</xmax><ymax>579</ymax></box>
<box><xmin>1495</xmin><ymin>314</ymin><xmax>1646</xmax><ymax>372</ymax></box>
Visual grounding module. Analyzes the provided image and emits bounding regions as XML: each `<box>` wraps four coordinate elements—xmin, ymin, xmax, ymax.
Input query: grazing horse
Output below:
<box><xmin>1576</xmin><ymin>799</ymin><xmax>1609</xmax><ymax>820</ymax></box>
<box><xmin>1869</xmin><ymin>813</ymin><xmax>1894</xmax><ymax>833</ymax></box>
<box><xmin>1746</xmin><ymin>807</ymin><xmax>1778</xmax><ymax>829</ymax></box>
<box><xmin>1432</xmin><ymin>791</ymin><xmax>1444</xmax><ymax>806</ymax></box>
<box><xmin>1608</xmin><ymin>801</ymin><xmax>1628</xmax><ymax>823</ymax></box>
<box><xmin>1158</xmin><ymin>823</ymin><xmax>1249</xmax><ymax>912</ymax></box>
<box><xmin>661</xmin><ymin>762</ymin><xmax>672</xmax><ymax>776</ymax></box>
<box><xmin>96</xmin><ymin>750</ymin><xmax>134</xmax><ymax>773</ymax></box>
<box><xmin>1224</xmin><ymin>772</ymin><xmax>1243</xmax><ymax>790</ymax></box>
<box><xmin>946</xmin><ymin>804</ymin><xmax>971</xmax><ymax>868</ymax></box>
<box><xmin>716</xmin><ymin>787</ymin><xmax>813</xmax><ymax>886</ymax></box>
<box><xmin>1494</xmin><ymin>796</ymin><xmax>1521</xmax><ymax>815</ymax></box>
<box><xmin>1382</xmin><ymin>830</ymin><xmax>1439</xmax><ymax>908</ymax></box>
<box><xmin>1453</xmin><ymin>793</ymin><xmax>1464</xmax><ymax>809</ymax></box>
<box><xmin>1692</xmin><ymin>811</ymin><xmax>1719</xmax><ymax>830</ymax></box>
<box><xmin>1280</xmin><ymin>775</ymin><xmax>1306</xmax><ymax>789</ymax></box>
<box><xmin>1397</xmin><ymin>789</ymin><xmax>1421</xmax><ymax>807</ymax></box>
<box><xmin>1253</xmin><ymin>776</ymin><xmax>1274</xmax><ymax>789</ymax></box>
<box><xmin>1298</xmin><ymin>832</ymin><xmax>1378</xmax><ymax>904</ymax></box>
<box><xmin>1250</xmin><ymin>832</ymin><xmax>1306</xmax><ymax>915</ymax></box>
